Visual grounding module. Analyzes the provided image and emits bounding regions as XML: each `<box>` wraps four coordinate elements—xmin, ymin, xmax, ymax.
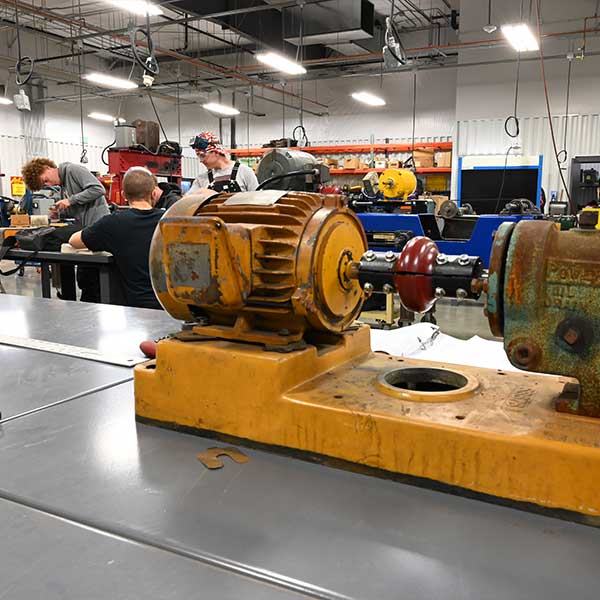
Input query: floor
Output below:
<box><xmin>0</xmin><ymin>261</ymin><xmax>495</xmax><ymax>340</ymax></box>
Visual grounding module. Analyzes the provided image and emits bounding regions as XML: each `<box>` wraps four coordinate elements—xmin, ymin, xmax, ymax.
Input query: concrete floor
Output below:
<box><xmin>1</xmin><ymin>261</ymin><xmax>495</xmax><ymax>340</ymax></box>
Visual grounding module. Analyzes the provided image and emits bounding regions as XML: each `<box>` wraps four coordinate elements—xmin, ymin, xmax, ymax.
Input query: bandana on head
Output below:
<box><xmin>190</xmin><ymin>131</ymin><xmax>226</xmax><ymax>155</ymax></box>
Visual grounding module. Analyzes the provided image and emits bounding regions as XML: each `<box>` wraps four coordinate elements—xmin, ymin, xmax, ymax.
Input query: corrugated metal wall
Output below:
<box><xmin>455</xmin><ymin>113</ymin><xmax>600</xmax><ymax>200</ymax></box>
<box><xmin>0</xmin><ymin>134</ymin><xmax>108</xmax><ymax>195</ymax></box>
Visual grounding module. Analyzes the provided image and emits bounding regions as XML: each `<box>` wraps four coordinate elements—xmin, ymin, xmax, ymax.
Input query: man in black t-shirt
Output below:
<box><xmin>68</xmin><ymin>167</ymin><xmax>163</xmax><ymax>309</ymax></box>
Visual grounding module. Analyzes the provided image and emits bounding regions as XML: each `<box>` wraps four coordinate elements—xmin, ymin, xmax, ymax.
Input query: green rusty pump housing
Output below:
<box><xmin>487</xmin><ymin>219</ymin><xmax>600</xmax><ymax>417</ymax></box>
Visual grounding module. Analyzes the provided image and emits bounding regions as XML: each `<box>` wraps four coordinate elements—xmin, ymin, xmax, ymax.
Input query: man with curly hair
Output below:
<box><xmin>21</xmin><ymin>158</ymin><xmax>110</xmax><ymax>302</ymax></box>
<box><xmin>21</xmin><ymin>158</ymin><xmax>109</xmax><ymax>227</ymax></box>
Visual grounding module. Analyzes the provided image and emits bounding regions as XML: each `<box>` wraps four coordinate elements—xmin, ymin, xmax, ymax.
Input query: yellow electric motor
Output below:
<box><xmin>378</xmin><ymin>168</ymin><xmax>417</xmax><ymax>200</ymax></box>
<box><xmin>150</xmin><ymin>190</ymin><xmax>367</xmax><ymax>345</ymax></box>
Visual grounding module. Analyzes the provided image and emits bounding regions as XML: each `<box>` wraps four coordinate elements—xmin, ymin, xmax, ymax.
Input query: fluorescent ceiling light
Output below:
<box><xmin>351</xmin><ymin>91</ymin><xmax>386</xmax><ymax>106</ymax></box>
<box><xmin>102</xmin><ymin>0</ymin><xmax>163</xmax><ymax>16</ymax></box>
<box><xmin>83</xmin><ymin>72</ymin><xmax>138</xmax><ymax>90</ymax></box>
<box><xmin>203</xmin><ymin>102</ymin><xmax>240</xmax><ymax>116</ymax></box>
<box><xmin>0</xmin><ymin>97</ymin><xmax>13</xmax><ymax>105</ymax></box>
<box><xmin>256</xmin><ymin>52</ymin><xmax>307</xmax><ymax>75</ymax></box>
<box><xmin>501</xmin><ymin>23</ymin><xmax>539</xmax><ymax>52</ymax></box>
<box><xmin>88</xmin><ymin>112</ymin><xmax>116</xmax><ymax>122</ymax></box>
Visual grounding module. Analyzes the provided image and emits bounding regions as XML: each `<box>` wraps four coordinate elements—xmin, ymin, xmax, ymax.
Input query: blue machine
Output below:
<box><xmin>357</xmin><ymin>213</ymin><xmax>538</xmax><ymax>268</ymax></box>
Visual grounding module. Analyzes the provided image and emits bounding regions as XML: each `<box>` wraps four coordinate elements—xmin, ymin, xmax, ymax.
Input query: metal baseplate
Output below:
<box><xmin>134</xmin><ymin>325</ymin><xmax>600</xmax><ymax>520</ymax></box>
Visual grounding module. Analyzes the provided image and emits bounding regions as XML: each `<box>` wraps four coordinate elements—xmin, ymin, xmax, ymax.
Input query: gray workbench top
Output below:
<box><xmin>0</xmin><ymin>294</ymin><xmax>178</xmax><ymax>420</ymax></box>
<box><xmin>0</xmin><ymin>294</ymin><xmax>178</xmax><ymax>353</ymax></box>
<box><xmin>0</xmin><ymin>498</ymin><xmax>301</xmax><ymax>600</ymax></box>
<box><xmin>0</xmin><ymin>380</ymin><xmax>598</xmax><ymax>600</ymax></box>
<box><xmin>1</xmin><ymin>294</ymin><xmax>599</xmax><ymax>599</ymax></box>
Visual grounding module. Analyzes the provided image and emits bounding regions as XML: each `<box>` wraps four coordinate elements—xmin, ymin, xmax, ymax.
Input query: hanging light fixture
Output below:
<box><xmin>256</xmin><ymin>52</ymin><xmax>306</xmax><ymax>75</ymax></box>
<box><xmin>203</xmin><ymin>102</ymin><xmax>240</xmax><ymax>116</ymax></box>
<box><xmin>102</xmin><ymin>0</ymin><xmax>162</xmax><ymax>16</ymax></box>
<box><xmin>88</xmin><ymin>112</ymin><xmax>117</xmax><ymax>122</ymax></box>
<box><xmin>501</xmin><ymin>23</ymin><xmax>539</xmax><ymax>52</ymax></box>
<box><xmin>351</xmin><ymin>91</ymin><xmax>386</xmax><ymax>107</ymax></box>
<box><xmin>83</xmin><ymin>72</ymin><xmax>138</xmax><ymax>89</ymax></box>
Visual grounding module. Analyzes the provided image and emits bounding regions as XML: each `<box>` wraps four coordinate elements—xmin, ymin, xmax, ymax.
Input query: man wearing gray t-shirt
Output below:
<box><xmin>187</xmin><ymin>131</ymin><xmax>258</xmax><ymax>195</ymax></box>
<box><xmin>21</xmin><ymin>158</ymin><xmax>109</xmax><ymax>227</ymax></box>
<box><xmin>21</xmin><ymin>157</ymin><xmax>109</xmax><ymax>302</ymax></box>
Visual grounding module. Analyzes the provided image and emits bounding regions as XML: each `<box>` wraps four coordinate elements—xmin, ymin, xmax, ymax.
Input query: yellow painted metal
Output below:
<box><xmin>135</xmin><ymin>325</ymin><xmax>600</xmax><ymax>517</ymax></box>
<box><xmin>378</xmin><ymin>169</ymin><xmax>417</xmax><ymax>199</ymax></box>
<box><xmin>151</xmin><ymin>192</ymin><xmax>367</xmax><ymax>343</ymax></box>
<box><xmin>315</xmin><ymin>212</ymin><xmax>365</xmax><ymax>319</ymax></box>
<box><xmin>581</xmin><ymin>206</ymin><xmax>600</xmax><ymax>229</ymax></box>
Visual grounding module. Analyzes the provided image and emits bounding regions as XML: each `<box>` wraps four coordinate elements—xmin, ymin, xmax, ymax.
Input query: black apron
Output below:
<box><xmin>207</xmin><ymin>161</ymin><xmax>242</xmax><ymax>193</ymax></box>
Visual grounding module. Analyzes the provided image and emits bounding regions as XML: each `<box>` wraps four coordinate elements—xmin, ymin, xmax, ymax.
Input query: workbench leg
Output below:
<box><xmin>41</xmin><ymin>264</ymin><xmax>51</xmax><ymax>298</ymax></box>
<box><xmin>58</xmin><ymin>264</ymin><xmax>77</xmax><ymax>301</ymax></box>
<box><xmin>99</xmin><ymin>267</ymin><xmax>110</xmax><ymax>304</ymax></box>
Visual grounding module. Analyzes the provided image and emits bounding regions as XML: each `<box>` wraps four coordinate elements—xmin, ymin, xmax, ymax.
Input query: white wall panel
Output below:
<box><xmin>0</xmin><ymin>136</ymin><xmax>26</xmax><ymax>196</ymax></box>
<box><xmin>455</xmin><ymin>114</ymin><xmax>600</xmax><ymax>202</ymax></box>
<box><xmin>182</xmin><ymin>154</ymin><xmax>201</xmax><ymax>180</ymax></box>
<box><xmin>0</xmin><ymin>134</ymin><xmax>112</xmax><ymax>196</ymax></box>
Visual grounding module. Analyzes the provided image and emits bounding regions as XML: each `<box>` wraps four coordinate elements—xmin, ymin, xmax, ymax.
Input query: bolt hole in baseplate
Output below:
<box><xmin>376</xmin><ymin>367</ymin><xmax>479</xmax><ymax>403</ymax></box>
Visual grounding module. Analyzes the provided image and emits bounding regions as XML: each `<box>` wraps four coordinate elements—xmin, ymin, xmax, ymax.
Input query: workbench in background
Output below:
<box><xmin>4</xmin><ymin>249</ymin><xmax>122</xmax><ymax>303</ymax></box>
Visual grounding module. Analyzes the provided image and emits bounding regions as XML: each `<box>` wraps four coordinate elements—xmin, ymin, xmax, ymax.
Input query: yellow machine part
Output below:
<box><xmin>149</xmin><ymin>191</ymin><xmax>367</xmax><ymax>344</ymax></box>
<box><xmin>135</xmin><ymin>325</ymin><xmax>600</xmax><ymax>518</ymax></box>
<box><xmin>378</xmin><ymin>168</ymin><xmax>417</xmax><ymax>200</ymax></box>
<box><xmin>581</xmin><ymin>206</ymin><xmax>600</xmax><ymax>229</ymax></box>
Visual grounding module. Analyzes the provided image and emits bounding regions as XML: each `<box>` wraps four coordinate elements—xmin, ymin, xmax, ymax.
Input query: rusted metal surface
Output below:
<box><xmin>486</xmin><ymin>222</ymin><xmax>514</xmax><ymax>338</ymax></box>
<box><xmin>493</xmin><ymin>220</ymin><xmax>600</xmax><ymax>417</ymax></box>
<box><xmin>197</xmin><ymin>447</ymin><xmax>249</xmax><ymax>470</ymax></box>
<box><xmin>151</xmin><ymin>191</ymin><xmax>367</xmax><ymax>344</ymax></box>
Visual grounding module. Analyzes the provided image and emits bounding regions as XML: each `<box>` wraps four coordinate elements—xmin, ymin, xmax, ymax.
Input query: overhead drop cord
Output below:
<box><xmin>504</xmin><ymin>50</ymin><xmax>521</xmax><ymax>138</ymax></box>
<box><xmin>505</xmin><ymin>0</ymin><xmax>524</xmax><ymax>138</ymax></box>
<box><xmin>494</xmin><ymin>145</ymin><xmax>519</xmax><ymax>214</ymax></box>
<box><xmin>13</xmin><ymin>0</ymin><xmax>33</xmax><ymax>86</ymax></box>
<box><xmin>147</xmin><ymin>91</ymin><xmax>169</xmax><ymax>142</ymax></box>
<box><xmin>406</xmin><ymin>69</ymin><xmax>417</xmax><ymax>168</ymax></box>
<box><xmin>534</xmin><ymin>0</ymin><xmax>573</xmax><ymax>211</ymax></box>
<box><xmin>557</xmin><ymin>56</ymin><xmax>573</xmax><ymax>164</ymax></box>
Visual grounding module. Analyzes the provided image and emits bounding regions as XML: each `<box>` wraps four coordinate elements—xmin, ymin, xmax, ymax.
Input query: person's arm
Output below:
<box><xmin>69</xmin><ymin>215</ymin><xmax>112</xmax><ymax>252</ymax></box>
<box><xmin>241</xmin><ymin>165</ymin><xmax>259</xmax><ymax>191</ymax></box>
<box><xmin>185</xmin><ymin>169</ymin><xmax>210</xmax><ymax>195</ymax></box>
<box><xmin>68</xmin><ymin>231</ymin><xmax>87</xmax><ymax>249</ymax></box>
<box><xmin>65</xmin><ymin>164</ymin><xmax>106</xmax><ymax>206</ymax></box>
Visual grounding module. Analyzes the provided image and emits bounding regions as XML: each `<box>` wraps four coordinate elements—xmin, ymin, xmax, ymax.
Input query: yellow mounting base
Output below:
<box><xmin>134</xmin><ymin>325</ymin><xmax>600</xmax><ymax>517</ymax></box>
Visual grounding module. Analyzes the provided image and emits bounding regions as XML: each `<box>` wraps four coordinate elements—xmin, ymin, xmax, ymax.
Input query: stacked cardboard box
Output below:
<box><xmin>435</xmin><ymin>151</ymin><xmax>452</xmax><ymax>168</ymax></box>
<box><xmin>322</xmin><ymin>158</ymin><xmax>339</xmax><ymax>169</ymax></box>
<box><xmin>342</xmin><ymin>156</ymin><xmax>360</xmax><ymax>169</ymax></box>
<box><xmin>413</xmin><ymin>149</ymin><xmax>435</xmax><ymax>168</ymax></box>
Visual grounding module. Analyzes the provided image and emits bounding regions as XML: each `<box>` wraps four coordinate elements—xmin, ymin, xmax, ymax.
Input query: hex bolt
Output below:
<box><xmin>458</xmin><ymin>254</ymin><xmax>470</xmax><ymax>266</ymax></box>
<box><xmin>385</xmin><ymin>251</ymin><xmax>396</xmax><ymax>262</ymax></box>
<box><xmin>563</xmin><ymin>327</ymin><xmax>580</xmax><ymax>346</ymax></box>
<box><xmin>436</xmin><ymin>254</ymin><xmax>448</xmax><ymax>265</ymax></box>
<box><xmin>363</xmin><ymin>282</ymin><xmax>374</xmax><ymax>296</ymax></box>
<box><xmin>456</xmin><ymin>288</ymin><xmax>468</xmax><ymax>300</ymax></box>
<box><xmin>364</xmin><ymin>250</ymin><xmax>376</xmax><ymax>262</ymax></box>
<box><xmin>434</xmin><ymin>287</ymin><xmax>446</xmax><ymax>298</ymax></box>
<box><xmin>513</xmin><ymin>344</ymin><xmax>533</xmax><ymax>367</ymax></box>
<box><xmin>382</xmin><ymin>283</ymin><xmax>394</xmax><ymax>293</ymax></box>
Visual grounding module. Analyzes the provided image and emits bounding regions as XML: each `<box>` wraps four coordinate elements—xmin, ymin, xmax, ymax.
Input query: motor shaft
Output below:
<box><xmin>350</xmin><ymin>236</ymin><xmax>484</xmax><ymax>313</ymax></box>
